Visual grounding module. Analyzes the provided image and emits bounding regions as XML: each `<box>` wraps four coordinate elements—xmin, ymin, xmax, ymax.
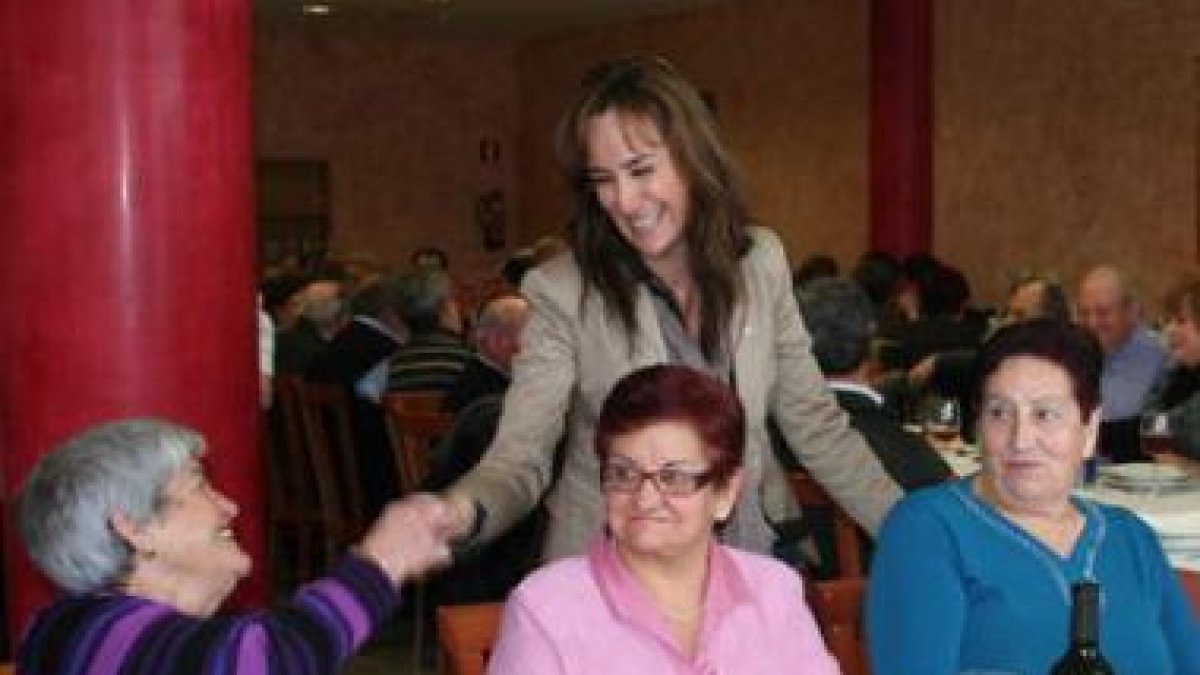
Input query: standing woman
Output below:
<box><xmin>442</xmin><ymin>55</ymin><xmax>900</xmax><ymax>558</ymax></box>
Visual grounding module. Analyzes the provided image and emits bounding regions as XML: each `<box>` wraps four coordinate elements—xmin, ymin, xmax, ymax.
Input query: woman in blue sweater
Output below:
<box><xmin>867</xmin><ymin>319</ymin><xmax>1198</xmax><ymax>674</ymax></box>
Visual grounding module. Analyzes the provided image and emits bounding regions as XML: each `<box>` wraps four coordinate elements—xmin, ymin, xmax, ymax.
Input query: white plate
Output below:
<box><xmin>1099</xmin><ymin>479</ymin><xmax>1199</xmax><ymax>496</ymax></box>
<box><xmin>1098</xmin><ymin>463</ymin><xmax>1191</xmax><ymax>484</ymax></box>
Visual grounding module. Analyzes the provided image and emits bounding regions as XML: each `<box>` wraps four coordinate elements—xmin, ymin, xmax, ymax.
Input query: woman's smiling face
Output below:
<box><xmin>583</xmin><ymin>109</ymin><xmax>691</xmax><ymax>275</ymax></box>
<box><xmin>602</xmin><ymin>420</ymin><xmax>739</xmax><ymax>564</ymax></box>
<box><xmin>135</xmin><ymin>459</ymin><xmax>251</xmax><ymax>614</ymax></box>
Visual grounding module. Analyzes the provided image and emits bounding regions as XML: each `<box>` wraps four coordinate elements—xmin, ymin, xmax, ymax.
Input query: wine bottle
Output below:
<box><xmin>1049</xmin><ymin>581</ymin><xmax>1115</xmax><ymax>674</ymax></box>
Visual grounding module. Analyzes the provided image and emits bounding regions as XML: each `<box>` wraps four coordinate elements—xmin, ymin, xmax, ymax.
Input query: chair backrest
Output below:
<box><xmin>1179</xmin><ymin>569</ymin><xmax>1200</xmax><ymax>613</ymax></box>
<box><xmin>295</xmin><ymin>380</ymin><xmax>369</xmax><ymax>539</ymax></box>
<box><xmin>389</xmin><ymin>389</ymin><xmax>448</xmax><ymax>413</ymax></box>
<box><xmin>808</xmin><ymin>577</ymin><xmax>868</xmax><ymax>675</ymax></box>
<box><xmin>265</xmin><ymin>375</ymin><xmax>333</xmax><ymax>581</ymax></box>
<box><xmin>383</xmin><ymin>393</ymin><xmax>455</xmax><ymax>493</ymax></box>
<box><xmin>267</xmin><ymin>376</ymin><xmax>312</xmax><ymax>515</ymax></box>
<box><xmin>789</xmin><ymin>471</ymin><xmax>865</xmax><ymax>577</ymax></box>
<box><xmin>437</xmin><ymin>602</ymin><xmax>503</xmax><ymax>675</ymax></box>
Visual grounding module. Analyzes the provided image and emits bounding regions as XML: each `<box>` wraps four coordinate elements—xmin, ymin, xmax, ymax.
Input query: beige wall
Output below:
<box><xmin>255</xmin><ymin>0</ymin><xmax>1199</xmax><ymax>309</ymax></box>
<box><xmin>253</xmin><ymin>0</ymin><xmax>869</xmax><ymax>286</ymax></box>
<box><xmin>254</xmin><ymin>24</ymin><xmax>520</xmax><ymax>283</ymax></box>
<box><xmin>936</xmin><ymin>1</ymin><xmax>1198</xmax><ymax>306</ymax></box>
<box><xmin>515</xmin><ymin>0</ymin><xmax>869</xmax><ymax>271</ymax></box>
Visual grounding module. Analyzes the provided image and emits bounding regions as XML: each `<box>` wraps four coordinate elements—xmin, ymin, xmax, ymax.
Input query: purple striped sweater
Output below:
<box><xmin>17</xmin><ymin>555</ymin><xmax>400</xmax><ymax>674</ymax></box>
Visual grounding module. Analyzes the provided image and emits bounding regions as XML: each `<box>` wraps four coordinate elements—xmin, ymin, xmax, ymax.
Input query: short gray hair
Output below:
<box><xmin>19</xmin><ymin>418</ymin><xmax>203</xmax><ymax>593</ymax></box>
<box><xmin>796</xmin><ymin>277</ymin><xmax>875</xmax><ymax>376</ymax></box>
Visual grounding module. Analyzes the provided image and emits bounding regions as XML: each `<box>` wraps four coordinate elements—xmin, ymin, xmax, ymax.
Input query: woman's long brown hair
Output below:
<box><xmin>556</xmin><ymin>55</ymin><xmax>753</xmax><ymax>361</ymax></box>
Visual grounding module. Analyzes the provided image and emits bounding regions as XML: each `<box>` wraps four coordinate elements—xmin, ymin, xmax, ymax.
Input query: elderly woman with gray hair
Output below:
<box><xmin>16</xmin><ymin>418</ymin><xmax>455</xmax><ymax>674</ymax></box>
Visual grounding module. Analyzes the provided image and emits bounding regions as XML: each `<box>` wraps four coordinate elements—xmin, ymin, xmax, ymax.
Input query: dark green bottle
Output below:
<box><xmin>1049</xmin><ymin>581</ymin><xmax>1115</xmax><ymax>674</ymax></box>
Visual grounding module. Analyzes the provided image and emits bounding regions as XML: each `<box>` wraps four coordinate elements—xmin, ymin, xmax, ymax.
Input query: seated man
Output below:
<box><xmin>425</xmin><ymin>294</ymin><xmax>542</xmax><ymax>604</ymax></box>
<box><xmin>796</xmin><ymin>277</ymin><xmax>951</xmax><ymax>579</ymax></box>
<box><xmin>306</xmin><ymin>278</ymin><xmax>407</xmax><ymax>515</ymax></box>
<box><xmin>1002</xmin><ymin>272</ymin><xmax>1071</xmax><ymax>324</ymax></box>
<box><xmin>1076</xmin><ymin>265</ymin><xmax>1169</xmax><ymax>461</ymax></box>
<box><xmin>797</xmin><ymin>277</ymin><xmax>952</xmax><ymax>490</ymax></box>
<box><xmin>908</xmin><ymin>271</ymin><xmax>1071</xmax><ymax>416</ymax></box>
<box><xmin>443</xmin><ymin>294</ymin><xmax>529</xmax><ymax>414</ymax></box>
<box><xmin>386</xmin><ymin>269</ymin><xmax>473</xmax><ymax>394</ymax></box>
<box><xmin>431</xmin><ymin>293</ymin><xmax>531</xmax><ymax>483</ymax></box>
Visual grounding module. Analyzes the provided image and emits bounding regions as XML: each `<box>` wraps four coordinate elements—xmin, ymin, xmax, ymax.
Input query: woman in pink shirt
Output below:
<box><xmin>487</xmin><ymin>365</ymin><xmax>839</xmax><ymax>674</ymax></box>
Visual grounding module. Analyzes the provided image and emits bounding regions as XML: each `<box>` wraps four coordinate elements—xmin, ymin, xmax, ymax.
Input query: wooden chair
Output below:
<box><xmin>808</xmin><ymin>577</ymin><xmax>868</xmax><ymax>675</ymax></box>
<box><xmin>387</xmin><ymin>389</ymin><xmax>448</xmax><ymax>414</ymax></box>
<box><xmin>383</xmin><ymin>393</ymin><xmax>455</xmax><ymax>493</ymax></box>
<box><xmin>264</xmin><ymin>376</ymin><xmax>326</xmax><ymax>584</ymax></box>
<box><xmin>294</xmin><ymin>380</ymin><xmax>371</xmax><ymax>565</ymax></box>
<box><xmin>789</xmin><ymin>471</ymin><xmax>865</xmax><ymax>578</ymax></box>
<box><xmin>1179</xmin><ymin>569</ymin><xmax>1200</xmax><ymax>613</ymax></box>
<box><xmin>438</xmin><ymin>602</ymin><xmax>504</xmax><ymax>675</ymax></box>
<box><xmin>381</xmin><ymin>392</ymin><xmax>456</xmax><ymax>671</ymax></box>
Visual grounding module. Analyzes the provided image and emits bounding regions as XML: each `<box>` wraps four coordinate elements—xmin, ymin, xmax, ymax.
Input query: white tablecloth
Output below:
<box><xmin>1078</xmin><ymin>482</ymin><xmax>1200</xmax><ymax>572</ymax></box>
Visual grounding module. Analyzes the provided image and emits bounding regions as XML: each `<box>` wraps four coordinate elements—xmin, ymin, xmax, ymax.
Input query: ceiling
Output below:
<box><xmin>253</xmin><ymin>0</ymin><xmax>731</xmax><ymax>38</ymax></box>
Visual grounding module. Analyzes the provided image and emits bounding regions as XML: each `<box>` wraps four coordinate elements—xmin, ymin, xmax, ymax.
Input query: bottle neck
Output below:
<box><xmin>1068</xmin><ymin>581</ymin><xmax>1102</xmax><ymax>646</ymax></box>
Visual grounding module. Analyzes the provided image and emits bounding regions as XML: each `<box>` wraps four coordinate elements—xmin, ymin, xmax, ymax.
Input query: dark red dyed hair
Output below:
<box><xmin>595</xmin><ymin>364</ymin><xmax>744</xmax><ymax>487</ymax></box>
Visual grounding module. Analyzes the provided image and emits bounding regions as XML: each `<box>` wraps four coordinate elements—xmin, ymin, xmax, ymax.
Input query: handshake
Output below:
<box><xmin>351</xmin><ymin>492</ymin><xmax>477</xmax><ymax>587</ymax></box>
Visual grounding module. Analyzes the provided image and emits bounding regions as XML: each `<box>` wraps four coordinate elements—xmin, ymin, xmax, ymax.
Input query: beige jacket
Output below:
<box><xmin>448</xmin><ymin>227</ymin><xmax>902</xmax><ymax>559</ymax></box>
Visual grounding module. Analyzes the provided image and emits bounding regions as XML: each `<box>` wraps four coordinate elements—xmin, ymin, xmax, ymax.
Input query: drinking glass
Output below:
<box><xmin>1139</xmin><ymin>411</ymin><xmax>1176</xmax><ymax>458</ymax></box>
<box><xmin>922</xmin><ymin>396</ymin><xmax>962</xmax><ymax>448</ymax></box>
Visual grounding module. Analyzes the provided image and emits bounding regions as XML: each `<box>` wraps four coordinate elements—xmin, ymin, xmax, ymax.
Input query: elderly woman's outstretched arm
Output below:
<box><xmin>18</xmin><ymin>496</ymin><xmax>454</xmax><ymax>675</ymax></box>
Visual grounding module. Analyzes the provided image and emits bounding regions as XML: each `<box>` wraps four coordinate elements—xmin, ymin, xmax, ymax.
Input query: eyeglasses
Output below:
<box><xmin>599</xmin><ymin>462</ymin><xmax>717</xmax><ymax>497</ymax></box>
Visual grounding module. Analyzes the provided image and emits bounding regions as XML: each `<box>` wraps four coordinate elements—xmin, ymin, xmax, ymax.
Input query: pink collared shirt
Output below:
<box><xmin>487</xmin><ymin>537</ymin><xmax>840</xmax><ymax>674</ymax></box>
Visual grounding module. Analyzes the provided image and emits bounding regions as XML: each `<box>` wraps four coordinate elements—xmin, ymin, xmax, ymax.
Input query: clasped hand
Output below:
<box><xmin>355</xmin><ymin>494</ymin><xmax>458</xmax><ymax>586</ymax></box>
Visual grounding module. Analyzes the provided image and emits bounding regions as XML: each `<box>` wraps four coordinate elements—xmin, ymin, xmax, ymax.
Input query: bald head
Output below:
<box><xmin>1076</xmin><ymin>265</ymin><xmax>1139</xmax><ymax>354</ymax></box>
<box><xmin>474</xmin><ymin>295</ymin><xmax>530</xmax><ymax>373</ymax></box>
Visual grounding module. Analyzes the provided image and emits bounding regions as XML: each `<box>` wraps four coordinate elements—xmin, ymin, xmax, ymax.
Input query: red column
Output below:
<box><xmin>0</xmin><ymin>0</ymin><xmax>265</xmax><ymax>641</ymax></box>
<box><xmin>869</xmin><ymin>0</ymin><xmax>934</xmax><ymax>256</ymax></box>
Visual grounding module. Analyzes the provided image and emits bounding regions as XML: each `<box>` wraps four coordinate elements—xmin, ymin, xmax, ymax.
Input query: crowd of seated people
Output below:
<box><xmin>13</xmin><ymin>52</ymin><xmax>1198</xmax><ymax>674</ymax></box>
<box><xmin>250</xmin><ymin>234</ymin><xmax>1198</xmax><ymax>675</ymax></box>
<box><xmin>235</xmin><ymin>55</ymin><xmax>1189</xmax><ymax>673</ymax></box>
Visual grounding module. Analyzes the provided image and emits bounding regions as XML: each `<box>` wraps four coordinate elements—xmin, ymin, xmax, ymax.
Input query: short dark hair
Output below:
<box><xmin>792</xmin><ymin>254</ymin><xmax>840</xmax><ymax>288</ymax></box>
<box><xmin>922</xmin><ymin>265</ymin><xmax>971</xmax><ymax>317</ymax></box>
<box><xmin>796</xmin><ymin>277</ymin><xmax>874</xmax><ymax>376</ymax></box>
<box><xmin>1007</xmin><ymin>273</ymin><xmax>1071</xmax><ymax>323</ymax></box>
<box><xmin>595</xmin><ymin>365</ymin><xmax>743</xmax><ymax>487</ymax></box>
<box><xmin>393</xmin><ymin>269</ymin><xmax>451</xmax><ymax>334</ymax></box>
<box><xmin>851</xmin><ymin>251</ymin><xmax>902</xmax><ymax>307</ymax></box>
<box><xmin>970</xmin><ymin>318</ymin><xmax>1102</xmax><ymax>423</ymax></box>
<box><xmin>500</xmin><ymin>250</ymin><xmax>537</xmax><ymax>287</ymax></box>
<box><xmin>346</xmin><ymin>278</ymin><xmax>393</xmax><ymax>318</ymax></box>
